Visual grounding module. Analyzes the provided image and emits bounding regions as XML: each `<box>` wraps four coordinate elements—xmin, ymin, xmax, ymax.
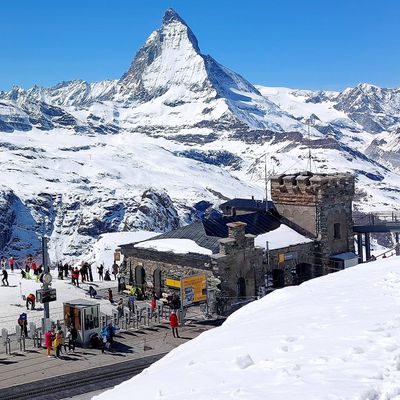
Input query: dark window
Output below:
<box><xmin>334</xmin><ymin>223</ymin><xmax>341</xmax><ymax>239</ymax></box>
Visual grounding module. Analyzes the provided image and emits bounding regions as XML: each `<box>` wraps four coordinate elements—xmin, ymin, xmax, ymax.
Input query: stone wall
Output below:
<box><xmin>265</xmin><ymin>241</ymin><xmax>318</xmax><ymax>286</ymax></box>
<box><xmin>271</xmin><ymin>172</ymin><xmax>355</xmax><ymax>263</ymax></box>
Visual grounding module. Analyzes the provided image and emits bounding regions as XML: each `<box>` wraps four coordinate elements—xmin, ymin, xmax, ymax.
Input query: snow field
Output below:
<box><xmin>95</xmin><ymin>256</ymin><xmax>400</xmax><ymax>400</ymax></box>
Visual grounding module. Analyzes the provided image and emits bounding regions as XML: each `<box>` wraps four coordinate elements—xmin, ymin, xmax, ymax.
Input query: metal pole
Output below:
<box><xmin>357</xmin><ymin>233</ymin><xmax>363</xmax><ymax>263</ymax></box>
<box><xmin>365</xmin><ymin>233</ymin><xmax>371</xmax><ymax>261</ymax></box>
<box><xmin>42</xmin><ymin>236</ymin><xmax>50</xmax><ymax>319</ymax></box>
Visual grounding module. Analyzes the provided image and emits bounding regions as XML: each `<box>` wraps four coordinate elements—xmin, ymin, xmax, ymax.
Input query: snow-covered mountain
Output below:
<box><xmin>0</xmin><ymin>8</ymin><xmax>400</xmax><ymax>260</ymax></box>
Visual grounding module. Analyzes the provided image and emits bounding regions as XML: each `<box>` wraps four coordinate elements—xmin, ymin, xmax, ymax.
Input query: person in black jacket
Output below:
<box><xmin>2</xmin><ymin>269</ymin><xmax>9</xmax><ymax>286</ymax></box>
<box><xmin>67</xmin><ymin>325</ymin><xmax>78</xmax><ymax>352</ymax></box>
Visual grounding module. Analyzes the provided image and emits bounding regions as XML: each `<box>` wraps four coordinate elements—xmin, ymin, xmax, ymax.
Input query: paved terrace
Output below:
<box><xmin>0</xmin><ymin>316</ymin><xmax>221</xmax><ymax>399</ymax></box>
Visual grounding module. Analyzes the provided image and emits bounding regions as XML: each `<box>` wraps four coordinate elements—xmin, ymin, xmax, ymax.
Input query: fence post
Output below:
<box><xmin>2</xmin><ymin>329</ymin><xmax>9</xmax><ymax>354</ymax></box>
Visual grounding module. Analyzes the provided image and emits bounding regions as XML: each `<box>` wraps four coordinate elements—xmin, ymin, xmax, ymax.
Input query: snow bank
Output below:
<box><xmin>255</xmin><ymin>224</ymin><xmax>312</xmax><ymax>250</ymax></box>
<box><xmin>94</xmin><ymin>256</ymin><xmax>400</xmax><ymax>400</ymax></box>
<box><xmin>87</xmin><ymin>231</ymin><xmax>159</xmax><ymax>268</ymax></box>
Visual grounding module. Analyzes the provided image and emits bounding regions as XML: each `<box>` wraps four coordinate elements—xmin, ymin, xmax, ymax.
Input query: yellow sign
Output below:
<box><xmin>165</xmin><ymin>278</ymin><xmax>181</xmax><ymax>288</ymax></box>
<box><xmin>278</xmin><ymin>253</ymin><xmax>285</xmax><ymax>264</ymax></box>
<box><xmin>114</xmin><ymin>250</ymin><xmax>121</xmax><ymax>262</ymax></box>
<box><xmin>181</xmin><ymin>274</ymin><xmax>207</xmax><ymax>306</ymax></box>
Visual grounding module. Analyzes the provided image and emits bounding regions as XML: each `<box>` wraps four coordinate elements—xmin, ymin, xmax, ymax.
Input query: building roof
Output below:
<box><xmin>64</xmin><ymin>299</ymin><xmax>100</xmax><ymax>308</ymax></box>
<box><xmin>219</xmin><ymin>198</ymin><xmax>273</xmax><ymax>212</ymax></box>
<box><xmin>330</xmin><ymin>252</ymin><xmax>358</xmax><ymax>261</ymax></box>
<box><xmin>120</xmin><ymin>211</ymin><xmax>288</xmax><ymax>255</ymax></box>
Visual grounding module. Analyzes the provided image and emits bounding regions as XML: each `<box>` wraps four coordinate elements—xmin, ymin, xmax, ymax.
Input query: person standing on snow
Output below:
<box><xmin>63</xmin><ymin>263</ymin><xmax>69</xmax><ymax>278</ymax></box>
<box><xmin>26</xmin><ymin>293</ymin><xmax>36</xmax><ymax>310</ymax></box>
<box><xmin>88</xmin><ymin>264</ymin><xmax>93</xmax><ymax>282</ymax></box>
<box><xmin>9</xmin><ymin>257</ymin><xmax>14</xmax><ymax>272</ymax></box>
<box><xmin>112</xmin><ymin>262</ymin><xmax>118</xmax><ymax>280</ymax></box>
<box><xmin>2</xmin><ymin>269</ymin><xmax>9</xmax><ymax>286</ymax></box>
<box><xmin>97</xmin><ymin>264</ymin><xmax>104</xmax><ymax>281</ymax></box>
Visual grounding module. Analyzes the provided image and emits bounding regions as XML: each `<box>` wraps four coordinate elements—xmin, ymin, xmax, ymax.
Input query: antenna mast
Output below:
<box><xmin>264</xmin><ymin>153</ymin><xmax>268</xmax><ymax>202</ymax></box>
<box><xmin>306</xmin><ymin>117</ymin><xmax>313</xmax><ymax>172</ymax></box>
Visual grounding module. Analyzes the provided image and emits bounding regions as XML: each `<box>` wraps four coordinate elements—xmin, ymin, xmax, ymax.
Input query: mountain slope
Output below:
<box><xmin>0</xmin><ymin>8</ymin><xmax>400</xmax><ymax>260</ymax></box>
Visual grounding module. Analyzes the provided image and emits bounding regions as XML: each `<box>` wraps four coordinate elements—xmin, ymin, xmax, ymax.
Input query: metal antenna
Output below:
<box><xmin>264</xmin><ymin>153</ymin><xmax>268</xmax><ymax>203</ymax></box>
<box><xmin>306</xmin><ymin>116</ymin><xmax>313</xmax><ymax>172</ymax></box>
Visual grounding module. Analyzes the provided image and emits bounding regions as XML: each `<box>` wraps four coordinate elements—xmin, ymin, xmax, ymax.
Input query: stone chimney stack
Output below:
<box><xmin>227</xmin><ymin>221</ymin><xmax>246</xmax><ymax>245</ymax></box>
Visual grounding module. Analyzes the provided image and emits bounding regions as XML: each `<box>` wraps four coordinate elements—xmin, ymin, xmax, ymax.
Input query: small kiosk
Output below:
<box><xmin>63</xmin><ymin>299</ymin><xmax>101</xmax><ymax>346</ymax></box>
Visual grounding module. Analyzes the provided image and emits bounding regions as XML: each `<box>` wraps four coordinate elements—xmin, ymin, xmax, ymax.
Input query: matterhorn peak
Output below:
<box><xmin>162</xmin><ymin>8</ymin><xmax>186</xmax><ymax>25</ymax></box>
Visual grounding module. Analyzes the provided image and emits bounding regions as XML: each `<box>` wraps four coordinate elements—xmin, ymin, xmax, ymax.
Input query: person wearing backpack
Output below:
<box><xmin>18</xmin><ymin>313</ymin><xmax>28</xmax><ymax>337</ymax></box>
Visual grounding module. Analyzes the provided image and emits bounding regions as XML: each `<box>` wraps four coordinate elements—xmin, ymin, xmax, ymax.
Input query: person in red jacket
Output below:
<box><xmin>44</xmin><ymin>330</ymin><xmax>52</xmax><ymax>357</ymax></box>
<box><xmin>169</xmin><ymin>310</ymin><xmax>179</xmax><ymax>338</ymax></box>
<box><xmin>9</xmin><ymin>257</ymin><xmax>14</xmax><ymax>272</ymax></box>
<box><xmin>26</xmin><ymin>293</ymin><xmax>36</xmax><ymax>310</ymax></box>
<box><xmin>151</xmin><ymin>294</ymin><xmax>157</xmax><ymax>318</ymax></box>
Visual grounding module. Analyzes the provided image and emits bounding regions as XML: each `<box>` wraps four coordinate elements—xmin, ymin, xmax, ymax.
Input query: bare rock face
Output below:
<box><xmin>334</xmin><ymin>84</ymin><xmax>400</xmax><ymax>133</ymax></box>
<box><xmin>124</xmin><ymin>189</ymin><xmax>180</xmax><ymax>233</ymax></box>
<box><xmin>0</xmin><ymin>190</ymin><xmax>15</xmax><ymax>252</ymax></box>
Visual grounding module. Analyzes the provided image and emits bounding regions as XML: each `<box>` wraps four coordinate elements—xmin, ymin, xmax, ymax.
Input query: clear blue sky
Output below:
<box><xmin>1</xmin><ymin>0</ymin><xmax>399</xmax><ymax>91</ymax></box>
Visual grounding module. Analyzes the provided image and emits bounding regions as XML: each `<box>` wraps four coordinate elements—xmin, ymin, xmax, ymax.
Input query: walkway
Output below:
<box><xmin>0</xmin><ymin>318</ymin><xmax>222</xmax><ymax>399</ymax></box>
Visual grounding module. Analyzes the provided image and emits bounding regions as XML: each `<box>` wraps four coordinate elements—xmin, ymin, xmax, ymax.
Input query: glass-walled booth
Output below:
<box><xmin>64</xmin><ymin>299</ymin><xmax>100</xmax><ymax>346</ymax></box>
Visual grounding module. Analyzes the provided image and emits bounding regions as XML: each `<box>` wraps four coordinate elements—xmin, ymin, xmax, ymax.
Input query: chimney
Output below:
<box><xmin>226</xmin><ymin>221</ymin><xmax>247</xmax><ymax>245</ymax></box>
<box><xmin>232</xmin><ymin>207</ymin><xmax>237</xmax><ymax>217</ymax></box>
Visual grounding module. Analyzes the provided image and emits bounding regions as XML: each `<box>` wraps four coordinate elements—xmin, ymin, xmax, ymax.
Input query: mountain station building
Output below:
<box><xmin>119</xmin><ymin>172</ymin><xmax>357</xmax><ymax>311</ymax></box>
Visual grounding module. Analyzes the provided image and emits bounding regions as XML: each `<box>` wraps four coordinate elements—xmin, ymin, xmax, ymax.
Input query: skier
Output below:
<box><xmin>2</xmin><ymin>269</ymin><xmax>9</xmax><ymax>286</ymax></box>
<box><xmin>0</xmin><ymin>258</ymin><xmax>6</xmax><ymax>270</ymax></box>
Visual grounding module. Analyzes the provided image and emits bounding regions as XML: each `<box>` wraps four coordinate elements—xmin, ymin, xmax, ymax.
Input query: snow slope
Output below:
<box><xmin>95</xmin><ymin>256</ymin><xmax>400</xmax><ymax>400</ymax></box>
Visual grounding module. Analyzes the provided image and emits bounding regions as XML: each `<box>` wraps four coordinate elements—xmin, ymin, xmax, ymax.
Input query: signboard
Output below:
<box><xmin>165</xmin><ymin>278</ymin><xmax>181</xmax><ymax>288</ymax></box>
<box><xmin>278</xmin><ymin>252</ymin><xmax>298</xmax><ymax>264</ymax></box>
<box><xmin>36</xmin><ymin>288</ymin><xmax>57</xmax><ymax>303</ymax></box>
<box><xmin>180</xmin><ymin>274</ymin><xmax>207</xmax><ymax>307</ymax></box>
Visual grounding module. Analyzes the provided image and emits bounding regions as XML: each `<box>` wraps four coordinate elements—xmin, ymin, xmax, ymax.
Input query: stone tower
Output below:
<box><xmin>270</xmin><ymin>172</ymin><xmax>355</xmax><ymax>263</ymax></box>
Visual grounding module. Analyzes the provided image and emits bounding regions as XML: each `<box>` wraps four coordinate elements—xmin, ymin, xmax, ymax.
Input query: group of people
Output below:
<box><xmin>44</xmin><ymin>325</ymin><xmax>78</xmax><ymax>358</ymax></box>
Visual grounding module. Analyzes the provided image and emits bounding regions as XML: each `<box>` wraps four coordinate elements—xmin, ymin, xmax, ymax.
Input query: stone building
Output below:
<box><xmin>119</xmin><ymin>171</ymin><xmax>357</xmax><ymax>309</ymax></box>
